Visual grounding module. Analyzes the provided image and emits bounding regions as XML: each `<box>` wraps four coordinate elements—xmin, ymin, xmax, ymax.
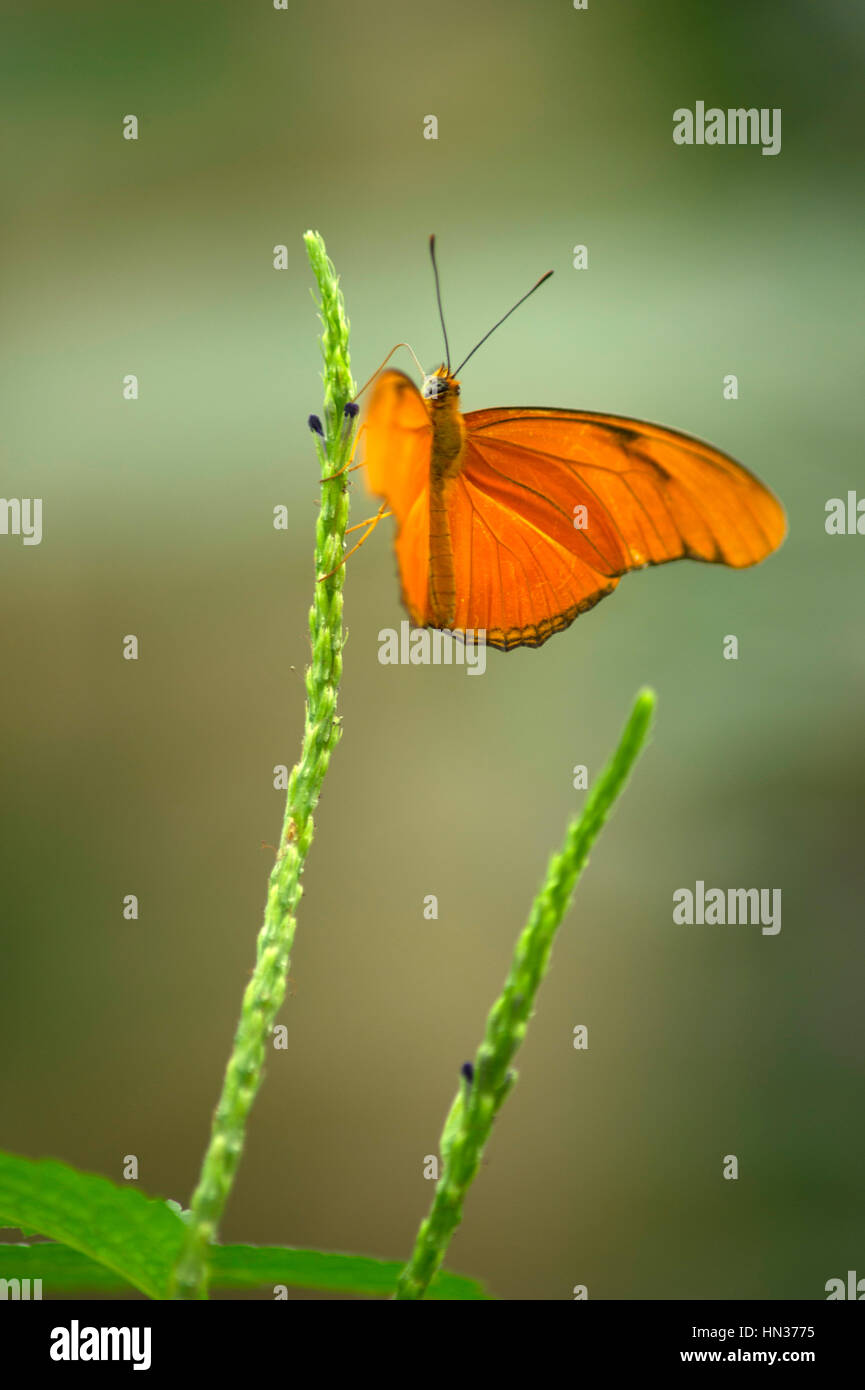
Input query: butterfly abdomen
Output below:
<box><xmin>424</xmin><ymin>379</ymin><xmax>466</xmax><ymax>627</ymax></box>
<box><xmin>428</xmin><ymin>480</ymin><xmax>457</xmax><ymax>626</ymax></box>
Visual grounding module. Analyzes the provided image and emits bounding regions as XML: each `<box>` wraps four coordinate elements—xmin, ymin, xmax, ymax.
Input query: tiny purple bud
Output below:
<box><xmin>344</xmin><ymin>401</ymin><xmax>359</xmax><ymax>420</ymax></box>
<box><xmin>307</xmin><ymin>414</ymin><xmax>324</xmax><ymax>437</ymax></box>
<box><xmin>461</xmin><ymin>1061</ymin><xmax>474</xmax><ymax>1084</ymax></box>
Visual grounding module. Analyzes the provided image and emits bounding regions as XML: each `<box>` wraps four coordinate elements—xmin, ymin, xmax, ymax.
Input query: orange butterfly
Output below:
<box><xmin>360</xmin><ymin>239</ymin><xmax>786</xmax><ymax>651</ymax></box>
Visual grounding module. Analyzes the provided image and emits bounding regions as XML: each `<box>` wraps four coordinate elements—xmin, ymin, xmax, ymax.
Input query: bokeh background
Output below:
<box><xmin>1</xmin><ymin>0</ymin><xmax>863</xmax><ymax>1300</ymax></box>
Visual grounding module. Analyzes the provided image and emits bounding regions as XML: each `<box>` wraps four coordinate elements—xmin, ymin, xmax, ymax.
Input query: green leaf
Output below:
<box><xmin>0</xmin><ymin>1240</ymin><xmax>489</xmax><ymax>1300</ymax></box>
<box><xmin>0</xmin><ymin>1151</ymin><xmax>487</xmax><ymax>1299</ymax></box>
<box><xmin>0</xmin><ymin>1152</ymin><xmax>186</xmax><ymax>1300</ymax></box>
<box><xmin>0</xmin><ymin>1243</ymin><xmax>137</xmax><ymax>1292</ymax></box>
<box><xmin>206</xmin><ymin>1244</ymin><xmax>489</xmax><ymax>1299</ymax></box>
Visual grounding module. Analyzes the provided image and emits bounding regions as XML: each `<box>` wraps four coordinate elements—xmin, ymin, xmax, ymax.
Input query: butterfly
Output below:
<box><xmin>360</xmin><ymin>239</ymin><xmax>786</xmax><ymax>651</ymax></box>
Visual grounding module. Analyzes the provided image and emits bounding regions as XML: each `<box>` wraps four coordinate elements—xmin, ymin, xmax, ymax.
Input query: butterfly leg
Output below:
<box><xmin>322</xmin><ymin>423</ymin><xmax>366</xmax><ymax>481</ymax></box>
<box><xmin>318</xmin><ymin>501</ymin><xmax>392</xmax><ymax>582</ymax></box>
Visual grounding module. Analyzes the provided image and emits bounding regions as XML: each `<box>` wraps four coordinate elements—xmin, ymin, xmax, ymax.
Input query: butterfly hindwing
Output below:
<box><xmin>447</xmin><ymin>460</ymin><xmax>620</xmax><ymax>648</ymax></box>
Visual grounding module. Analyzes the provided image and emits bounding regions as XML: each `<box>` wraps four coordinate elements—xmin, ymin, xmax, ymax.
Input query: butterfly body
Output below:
<box><xmin>423</xmin><ymin>364</ymin><xmax>465</xmax><ymax>478</ymax></box>
<box><xmin>423</xmin><ymin>366</ymin><xmax>465</xmax><ymax>625</ymax></box>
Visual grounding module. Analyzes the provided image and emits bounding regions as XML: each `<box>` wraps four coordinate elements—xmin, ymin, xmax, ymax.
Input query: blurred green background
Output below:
<box><xmin>1</xmin><ymin>0</ymin><xmax>862</xmax><ymax>1300</ymax></box>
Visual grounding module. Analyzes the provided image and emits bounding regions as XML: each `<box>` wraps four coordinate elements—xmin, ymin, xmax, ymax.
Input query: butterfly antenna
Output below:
<box><xmin>352</xmin><ymin>342</ymin><xmax>426</xmax><ymax>402</ymax></box>
<box><xmin>454</xmin><ymin>269</ymin><xmax>554</xmax><ymax>377</ymax></box>
<box><xmin>429</xmin><ymin>234</ymin><xmax>451</xmax><ymax>371</ymax></box>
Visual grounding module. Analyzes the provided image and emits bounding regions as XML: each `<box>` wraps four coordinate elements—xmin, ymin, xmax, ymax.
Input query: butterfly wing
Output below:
<box><xmin>362</xmin><ymin>369</ymin><xmax>433</xmax><ymax>626</ymax></box>
<box><xmin>447</xmin><ymin>407</ymin><xmax>786</xmax><ymax>650</ymax></box>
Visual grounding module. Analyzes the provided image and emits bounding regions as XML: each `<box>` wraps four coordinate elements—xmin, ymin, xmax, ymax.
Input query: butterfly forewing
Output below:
<box><xmin>464</xmin><ymin>408</ymin><xmax>786</xmax><ymax>571</ymax></box>
<box><xmin>364</xmin><ymin>370</ymin><xmax>432</xmax><ymax>526</ymax></box>
<box><xmin>363</xmin><ymin>370</ymin><xmax>433</xmax><ymax>625</ymax></box>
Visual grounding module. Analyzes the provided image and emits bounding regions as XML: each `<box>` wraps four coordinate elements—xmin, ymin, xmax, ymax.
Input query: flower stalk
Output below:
<box><xmin>395</xmin><ymin>687</ymin><xmax>656</xmax><ymax>1300</ymax></box>
<box><xmin>170</xmin><ymin>231</ymin><xmax>355</xmax><ymax>1299</ymax></box>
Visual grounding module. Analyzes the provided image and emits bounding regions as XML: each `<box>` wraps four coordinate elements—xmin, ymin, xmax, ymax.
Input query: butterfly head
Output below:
<box><xmin>422</xmin><ymin>366</ymin><xmax>460</xmax><ymax>406</ymax></box>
